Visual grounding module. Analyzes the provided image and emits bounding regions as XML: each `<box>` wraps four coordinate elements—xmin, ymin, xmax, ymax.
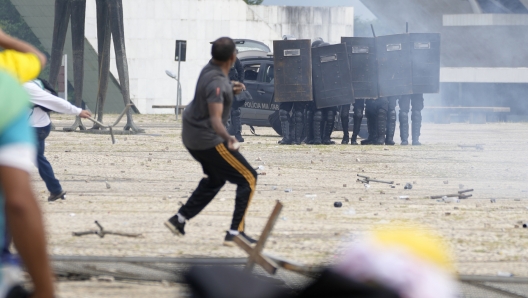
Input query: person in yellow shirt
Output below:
<box><xmin>0</xmin><ymin>28</ymin><xmax>46</xmax><ymax>83</ymax></box>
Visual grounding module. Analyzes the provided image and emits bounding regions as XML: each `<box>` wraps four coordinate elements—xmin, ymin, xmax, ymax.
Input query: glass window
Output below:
<box><xmin>244</xmin><ymin>63</ymin><xmax>260</xmax><ymax>82</ymax></box>
<box><xmin>263</xmin><ymin>64</ymin><xmax>274</xmax><ymax>83</ymax></box>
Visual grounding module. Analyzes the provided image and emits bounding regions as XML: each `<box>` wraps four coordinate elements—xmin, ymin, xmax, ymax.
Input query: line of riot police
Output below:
<box><xmin>273</xmin><ymin>27</ymin><xmax>440</xmax><ymax>146</ymax></box>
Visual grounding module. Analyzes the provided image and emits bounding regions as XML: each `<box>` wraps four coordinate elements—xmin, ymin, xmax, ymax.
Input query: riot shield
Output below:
<box><xmin>273</xmin><ymin>40</ymin><xmax>313</xmax><ymax>103</ymax></box>
<box><xmin>376</xmin><ymin>34</ymin><xmax>413</xmax><ymax>97</ymax></box>
<box><xmin>410</xmin><ymin>33</ymin><xmax>441</xmax><ymax>94</ymax></box>
<box><xmin>311</xmin><ymin>43</ymin><xmax>354</xmax><ymax>109</ymax></box>
<box><xmin>341</xmin><ymin>37</ymin><xmax>378</xmax><ymax>99</ymax></box>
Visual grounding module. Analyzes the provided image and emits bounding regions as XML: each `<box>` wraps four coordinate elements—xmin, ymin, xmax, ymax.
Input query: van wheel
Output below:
<box><xmin>268</xmin><ymin>111</ymin><xmax>282</xmax><ymax>136</ymax></box>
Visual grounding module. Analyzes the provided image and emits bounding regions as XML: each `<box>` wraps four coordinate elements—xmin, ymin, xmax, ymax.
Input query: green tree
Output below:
<box><xmin>243</xmin><ymin>0</ymin><xmax>263</xmax><ymax>5</ymax></box>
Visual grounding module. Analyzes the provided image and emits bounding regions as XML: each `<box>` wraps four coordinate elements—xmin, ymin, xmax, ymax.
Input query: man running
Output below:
<box><xmin>165</xmin><ymin>37</ymin><xmax>258</xmax><ymax>246</ymax></box>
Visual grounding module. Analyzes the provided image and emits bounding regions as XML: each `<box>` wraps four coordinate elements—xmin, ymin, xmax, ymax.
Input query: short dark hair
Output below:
<box><xmin>211</xmin><ymin>37</ymin><xmax>236</xmax><ymax>62</ymax></box>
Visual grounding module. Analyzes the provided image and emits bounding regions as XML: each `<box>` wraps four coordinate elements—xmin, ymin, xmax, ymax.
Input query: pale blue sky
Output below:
<box><xmin>260</xmin><ymin>0</ymin><xmax>376</xmax><ymax>20</ymax></box>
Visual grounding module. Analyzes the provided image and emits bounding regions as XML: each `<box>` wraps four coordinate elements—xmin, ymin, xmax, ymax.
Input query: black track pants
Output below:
<box><xmin>177</xmin><ymin>143</ymin><xmax>257</xmax><ymax>231</ymax></box>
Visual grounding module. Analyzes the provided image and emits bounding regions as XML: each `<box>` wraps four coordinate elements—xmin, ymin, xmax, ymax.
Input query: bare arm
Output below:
<box><xmin>208</xmin><ymin>102</ymin><xmax>238</xmax><ymax>150</ymax></box>
<box><xmin>0</xmin><ymin>166</ymin><xmax>54</xmax><ymax>298</ymax></box>
<box><xmin>0</xmin><ymin>29</ymin><xmax>47</xmax><ymax>67</ymax></box>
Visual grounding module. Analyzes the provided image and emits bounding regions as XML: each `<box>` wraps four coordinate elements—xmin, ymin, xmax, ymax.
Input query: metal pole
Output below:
<box><xmin>176</xmin><ymin>44</ymin><xmax>182</xmax><ymax>121</ymax></box>
<box><xmin>64</xmin><ymin>54</ymin><xmax>68</xmax><ymax>101</ymax></box>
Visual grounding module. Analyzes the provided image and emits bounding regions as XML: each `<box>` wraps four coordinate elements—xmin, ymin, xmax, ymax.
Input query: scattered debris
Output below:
<box><xmin>271</xmin><ymin>186</ymin><xmax>277</xmax><ymax>190</ymax></box>
<box><xmin>430</xmin><ymin>189</ymin><xmax>474</xmax><ymax>200</ymax></box>
<box><xmin>343</xmin><ymin>184</ymin><xmax>347</xmax><ymax>187</ymax></box>
<box><xmin>356</xmin><ymin>158</ymin><xmax>360</xmax><ymax>162</ymax></box>
<box><xmin>404</xmin><ymin>183</ymin><xmax>413</xmax><ymax>190</ymax></box>
<box><xmin>334</xmin><ymin>202</ymin><xmax>342</xmax><ymax>208</ymax></box>
<box><xmin>443</xmin><ymin>180</ymin><xmax>449</xmax><ymax>184</ymax></box>
<box><xmin>254</xmin><ymin>165</ymin><xmax>265</xmax><ymax>171</ymax></box>
<box><xmin>363</xmin><ymin>184</ymin><xmax>370</xmax><ymax>189</ymax></box>
<box><xmin>523</xmin><ymin>224</ymin><xmax>527</xmax><ymax>228</ymax></box>
<box><xmin>306</xmin><ymin>208</ymin><xmax>313</xmax><ymax>212</ymax></box>
<box><xmin>458</xmin><ymin>144</ymin><xmax>484</xmax><ymax>151</ymax></box>
<box><xmin>490</xmin><ymin>199</ymin><xmax>496</xmax><ymax>203</ymax></box>
<box><xmin>442</xmin><ymin>196</ymin><xmax>459</xmax><ymax>203</ymax></box>
<box><xmin>390</xmin><ymin>185</ymin><xmax>395</xmax><ymax>189</ymax></box>
<box><xmin>445</xmin><ymin>212</ymin><xmax>451</xmax><ymax>216</ymax></box>
<box><xmin>256</xmin><ymin>157</ymin><xmax>262</xmax><ymax>161</ymax></box>
<box><xmin>305</xmin><ymin>194</ymin><xmax>317</xmax><ymax>199</ymax></box>
<box><xmin>514</xmin><ymin>199</ymin><xmax>521</xmax><ymax>201</ymax></box>
<box><xmin>398</xmin><ymin>196</ymin><xmax>410</xmax><ymax>200</ymax></box>
<box><xmin>284</xmin><ymin>189</ymin><xmax>292</xmax><ymax>193</ymax></box>
<box><xmin>344</xmin><ymin>198</ymin><xmax>349</xmax><ymax>202</ymax></box>
<box><xmin>413</xmin><ymin>181</ymin><xmax>417</xmax><ymax>184</ymax></box>
<box><xmin>105</xmin><ymin>181</ymin><xmax>111</xmax><ymax>189</ymax></box>
<box><xmin>72</xmin><ymin>221</ymin><xmax>142</xmax><ymax>238</ymax></box>
<box><xmin>357</xmin><ymin>174</ymin><xmax>394</xmax><ymax>185</ymax></box>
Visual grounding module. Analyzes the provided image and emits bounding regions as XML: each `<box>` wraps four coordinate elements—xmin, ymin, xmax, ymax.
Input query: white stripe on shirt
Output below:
<box><xmin>0</xmin><ymin>144</ymin><xmax>36</xmax><ymax>173</ymax></box>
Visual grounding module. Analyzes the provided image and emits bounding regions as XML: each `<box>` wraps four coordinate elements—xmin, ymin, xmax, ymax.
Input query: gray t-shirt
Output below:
<box><xmin>182</xmin><ymin>61</ymin><xmax>233</xmax><ymax>150</ymax></box>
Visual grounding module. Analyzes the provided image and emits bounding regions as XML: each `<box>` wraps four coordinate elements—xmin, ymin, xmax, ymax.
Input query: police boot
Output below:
<box><xmin>412</xmin><ymin>110</ymin><xmax>422</xmax><ymax>146</ymax></box>
<box><xmin>361</xmin><ymin>114</ymin><xmax>377</xmax><ymax>145</ymax></box>
<box><xmin>399</xmin><ymin>111</ymin><xmax>409</xmax><ymax>146</ymax></box>
<box><xmin>313</xmin><ymin>111</ymin><xmax>323</xmax><ymax>145</ymax></box>
<box><xmin>374</xmin><ymin>109</ymin><xmax>387</xmax><ymax>145</ymax></box>
<box><xmin>231</xmin><ymin>108</ymin><xmax>244</xmax><ymax>142</ymax></box>
<box><xmin>278</xmin><ymin>110</ymin><xmax>292</xmax><ymax>145</ymax></box>
<box><xmin>304</xmin><ymin>110</ymin><xmax>314</xmax><ymax>144</ymax></box>
<box><xmin>385</xmin><ymin>109</ymin><xmax>396</xmax><ymax>146</ymax></box>
<box><xmin>341</xmin><ymin>111</ymin><xmax>350</xmax><ymax>144</ymax></box>
<box><xmin>323</xmin><ymin>111</ymin><xmax>336</xmax><ymax>145</ymax></box>
<box><xmin>294</xmin><ymin>111</ymin><xmax>304</xmax><ymax>145</ymax></box>
<box><xmin>351</xmin><ymin>114</ymin><xmax>362</xmax><ymax>145</ymax></box>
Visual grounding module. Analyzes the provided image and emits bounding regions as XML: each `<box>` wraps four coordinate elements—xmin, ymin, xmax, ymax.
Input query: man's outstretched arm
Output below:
<box><xmin>0</xmin><ymin>166</ymin><xmax>54</xmax><ymax>298</ymax></box>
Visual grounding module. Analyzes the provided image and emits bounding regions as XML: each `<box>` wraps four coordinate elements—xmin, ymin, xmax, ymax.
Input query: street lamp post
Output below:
<box><xmin>165</xmin><ymin>70</ymin><xmax>182</xmax><ymax>120</ymax></box>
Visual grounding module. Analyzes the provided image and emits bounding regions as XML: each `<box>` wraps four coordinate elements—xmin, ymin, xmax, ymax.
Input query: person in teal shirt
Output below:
<box><xmin>0</xmin><ymin>28</ymin><xmax>54</xmax><ymax>298</ymax></box>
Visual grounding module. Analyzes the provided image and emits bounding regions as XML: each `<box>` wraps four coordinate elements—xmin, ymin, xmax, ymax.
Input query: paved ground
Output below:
<box><xmin>35</xmin><ymin>114</ymin><xmax>528</xmax><ymax>297</ymax></box>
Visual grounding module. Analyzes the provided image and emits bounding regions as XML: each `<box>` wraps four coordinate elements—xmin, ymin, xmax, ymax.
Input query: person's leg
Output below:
<box><xmin>385</xmin><ymin>96</ymin><xmax>398</xmax><ymax>145</ymax></box>
<box><xmin>36</xmin><ymin>125</ymin><xmax>64</xmax><ymax>201</ymax></box>
<box><xmin>304</xmin><ymin>102</ymin><xmax>314</xmax><ymax>144</ymax></box>
<box><xmin>374</xmin><ymin>97</ymin><xmax>389</xmax><ymax>145</ymax></box>
<box><xmin>351</xmin><ymin>99</ymin><xmax>365</xmax><ymax>145</ymax></box>
<box><xmin>398</xmin><ymin>95</ymin><xmax>411</xmax><ymax>145</ymax></box>
<box><xmin>278</xmin><ymin>102</ymin><xmax>293</xmax><ymax>144</ymax></box>
<box><xmin>362</xmin><ymin>100</ymin><xmax>377</xmax><ymax>145</ymax></box>
<box><xmin>166</xmin><ymin>147</ymin><xmax>226</xmax><ymax>236</ymax></box>
<box><xmin>411</xmin><ymin>94</ymin><xmax>425</xmax><ymax>146</ymax></box>
<box><xmin>212</xmin><ymin>143</ymin><xmax>258</xmax><ymax>245</ymax></box>
<box><xmin>313</xmin><ymin>108</ymin><xmax>323</xmax><ymax>145</ymax></box>
<box><xmin>340</xmin><ymin>104</ymin><xmax>350</xmax><ymax>144</ymax></box>
<box><xmin>322</xmin><ymin>108</ymin><xmax>336</xmax><ymax>145</ymax></box>
<box><xmin>293</xmin><ymin>102</ymin><xmax>304</xmax><ymax>145</ymax></box>
<box><xmin>230</xmin><ymin>107</ymin><xmax>244</xmax><ymax>142</ymax></box>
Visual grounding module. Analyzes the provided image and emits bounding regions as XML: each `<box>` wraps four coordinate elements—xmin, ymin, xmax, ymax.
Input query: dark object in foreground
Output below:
<box><xmin>72</xmin><ymin>221</ymin><xmax>142</xmax><ymax>238</ymax></box>
<box><xmin>334</xmin><ymin>202</ymin><xmax>342</xmax><ymax>208</ymax></box>
<box><xmin>184</xmin><ymin>267</ymin><xmax>400</xmax><ymax>298</ymax></box>
<box><xmin>404</xmin><ymin>183</ymin><xmax>413</xmax><ymax>189</ymax></box>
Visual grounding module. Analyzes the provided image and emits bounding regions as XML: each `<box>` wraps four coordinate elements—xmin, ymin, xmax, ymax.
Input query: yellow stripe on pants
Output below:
<box><xmin>215</xmin><ymin>143</ymin><xmax>256</xmax><ymax>231</ymax></box>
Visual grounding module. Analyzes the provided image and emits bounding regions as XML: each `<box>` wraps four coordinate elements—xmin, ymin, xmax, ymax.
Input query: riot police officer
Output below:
<box><xmin>228</xmin><ymin>50</ymin><xmax>245</xmax><ymax>142</ymax></box>
<box><xmin>278</xmin><ymin>101</ymin><xmax>305</xmax><ymax>145</ymax></box>
<box><xmin>398</xmin><ymin>94</ymin><xmax>424</xmax><ymax>145</ymax></box>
